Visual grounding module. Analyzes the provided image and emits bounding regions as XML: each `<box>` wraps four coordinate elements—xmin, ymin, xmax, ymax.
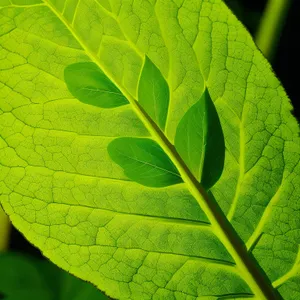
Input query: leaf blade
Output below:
<box><xmin>175</xmin><ymin>88</ymin><xmax>225</xmax><ymax>189</ymax></box>
<box><xmin>64</xmin><ymin>62</ymin><xmax>129</xmax><ymax>108</ymax></box>
<box><xmin>138</xmin><ymin>57</ymin><xmax>170</xmax><ymax>130</ymax></box>
<box><xmin>108</xmin><ymin>137</ymin><xmax>183</xmax><ymax>187</ymax></box>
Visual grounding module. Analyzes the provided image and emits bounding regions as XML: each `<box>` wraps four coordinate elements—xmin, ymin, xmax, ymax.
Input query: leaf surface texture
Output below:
<box><xmin>0</xmin><ymin>0</ymin><xmax>299</xmax><ymax>299</ymax></box>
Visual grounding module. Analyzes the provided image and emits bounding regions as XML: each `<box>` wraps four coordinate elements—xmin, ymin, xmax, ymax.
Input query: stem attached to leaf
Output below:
<box><xmin>255</xmin><ymin>0</ymin><xmax>292</xmax><ymax>60</ymax></box>
<box><xmin>44</xmin><ymin>1</ymin><xmax>283</xmax><ymax>298</ymax></box>
<box><xmin>135</xmin><ymin>102</ymin><xmax>282</xmax><ymax>300</ymax></box>
<box><xmin>0</xmin><ymin>207</ymin><xmax>10</xmax><ymax>251</ymax></box>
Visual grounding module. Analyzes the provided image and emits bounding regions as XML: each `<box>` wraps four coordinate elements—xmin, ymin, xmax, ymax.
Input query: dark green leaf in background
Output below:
<box><xmin>0</xmin><ymin>253</ymin><xmax>109</xmax><ymax>300</ymax></box>
<box><xmin>0</xmin><ymin>253</ymin><xmax>45</xmax><ymax>299</ymax></box>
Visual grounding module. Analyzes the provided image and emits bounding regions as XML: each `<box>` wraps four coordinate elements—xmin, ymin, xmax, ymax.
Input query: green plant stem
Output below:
<box><xmin>255</xmin><ymin>0</ymin><xmax>292</xmax><ymax>60</ymax></box>
<box><xmin>0</xmin><ymin>207</ymin><xmax>10</xmax><ymax>251</ymax></box>
<box><xmin>45</xmin><ymin>2</ymin><xmax>283</xmax><ymax>297</ymax></box>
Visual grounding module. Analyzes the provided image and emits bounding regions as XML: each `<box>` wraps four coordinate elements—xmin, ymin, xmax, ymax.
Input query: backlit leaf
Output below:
<box><xmin>0</xmin><ymin>0</ymin><xmax>299</xmax><ymax>299</ymax></box>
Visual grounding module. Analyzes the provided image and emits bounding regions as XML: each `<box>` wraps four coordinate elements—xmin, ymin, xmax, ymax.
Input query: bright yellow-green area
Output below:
<box><xmin>0</xmin><ymin>0</ymin><xmax>43</xmax><ymax>7</ymax></box>
<box><xmin>0</xmin><ymin>0</ymin><xmax>299</xmax><ymax>299</ymax></box>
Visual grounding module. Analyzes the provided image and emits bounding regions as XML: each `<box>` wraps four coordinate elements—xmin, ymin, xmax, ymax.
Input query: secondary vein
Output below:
<box><xmin>41</xmin><ymin>2</ymin><xmax>281</xmax><ymax>299</ymax></box>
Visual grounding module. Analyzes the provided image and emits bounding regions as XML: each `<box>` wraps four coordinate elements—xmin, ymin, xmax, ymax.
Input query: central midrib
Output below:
<box><xmin>43</xmin><ymin>1</ymin><xmax>280</xmax><ymax>299</ymax></box>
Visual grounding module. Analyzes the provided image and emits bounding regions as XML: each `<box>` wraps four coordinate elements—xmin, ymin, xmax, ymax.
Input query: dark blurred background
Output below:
<box><xmin>8</xmin><ymin>0</ymin><xmax>300</xmax><ymax>263</ymax></box>
<box><xmin>225</xmin><ymin>0</ymin><xmax>299</xmax><ymax>120</ymax></box>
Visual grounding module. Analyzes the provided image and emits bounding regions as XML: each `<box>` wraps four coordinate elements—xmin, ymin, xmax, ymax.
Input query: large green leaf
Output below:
<box><xmin>0</xmin><ymin>0</ymin><xmax>299</xmax><ymax>299</ymax></box>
